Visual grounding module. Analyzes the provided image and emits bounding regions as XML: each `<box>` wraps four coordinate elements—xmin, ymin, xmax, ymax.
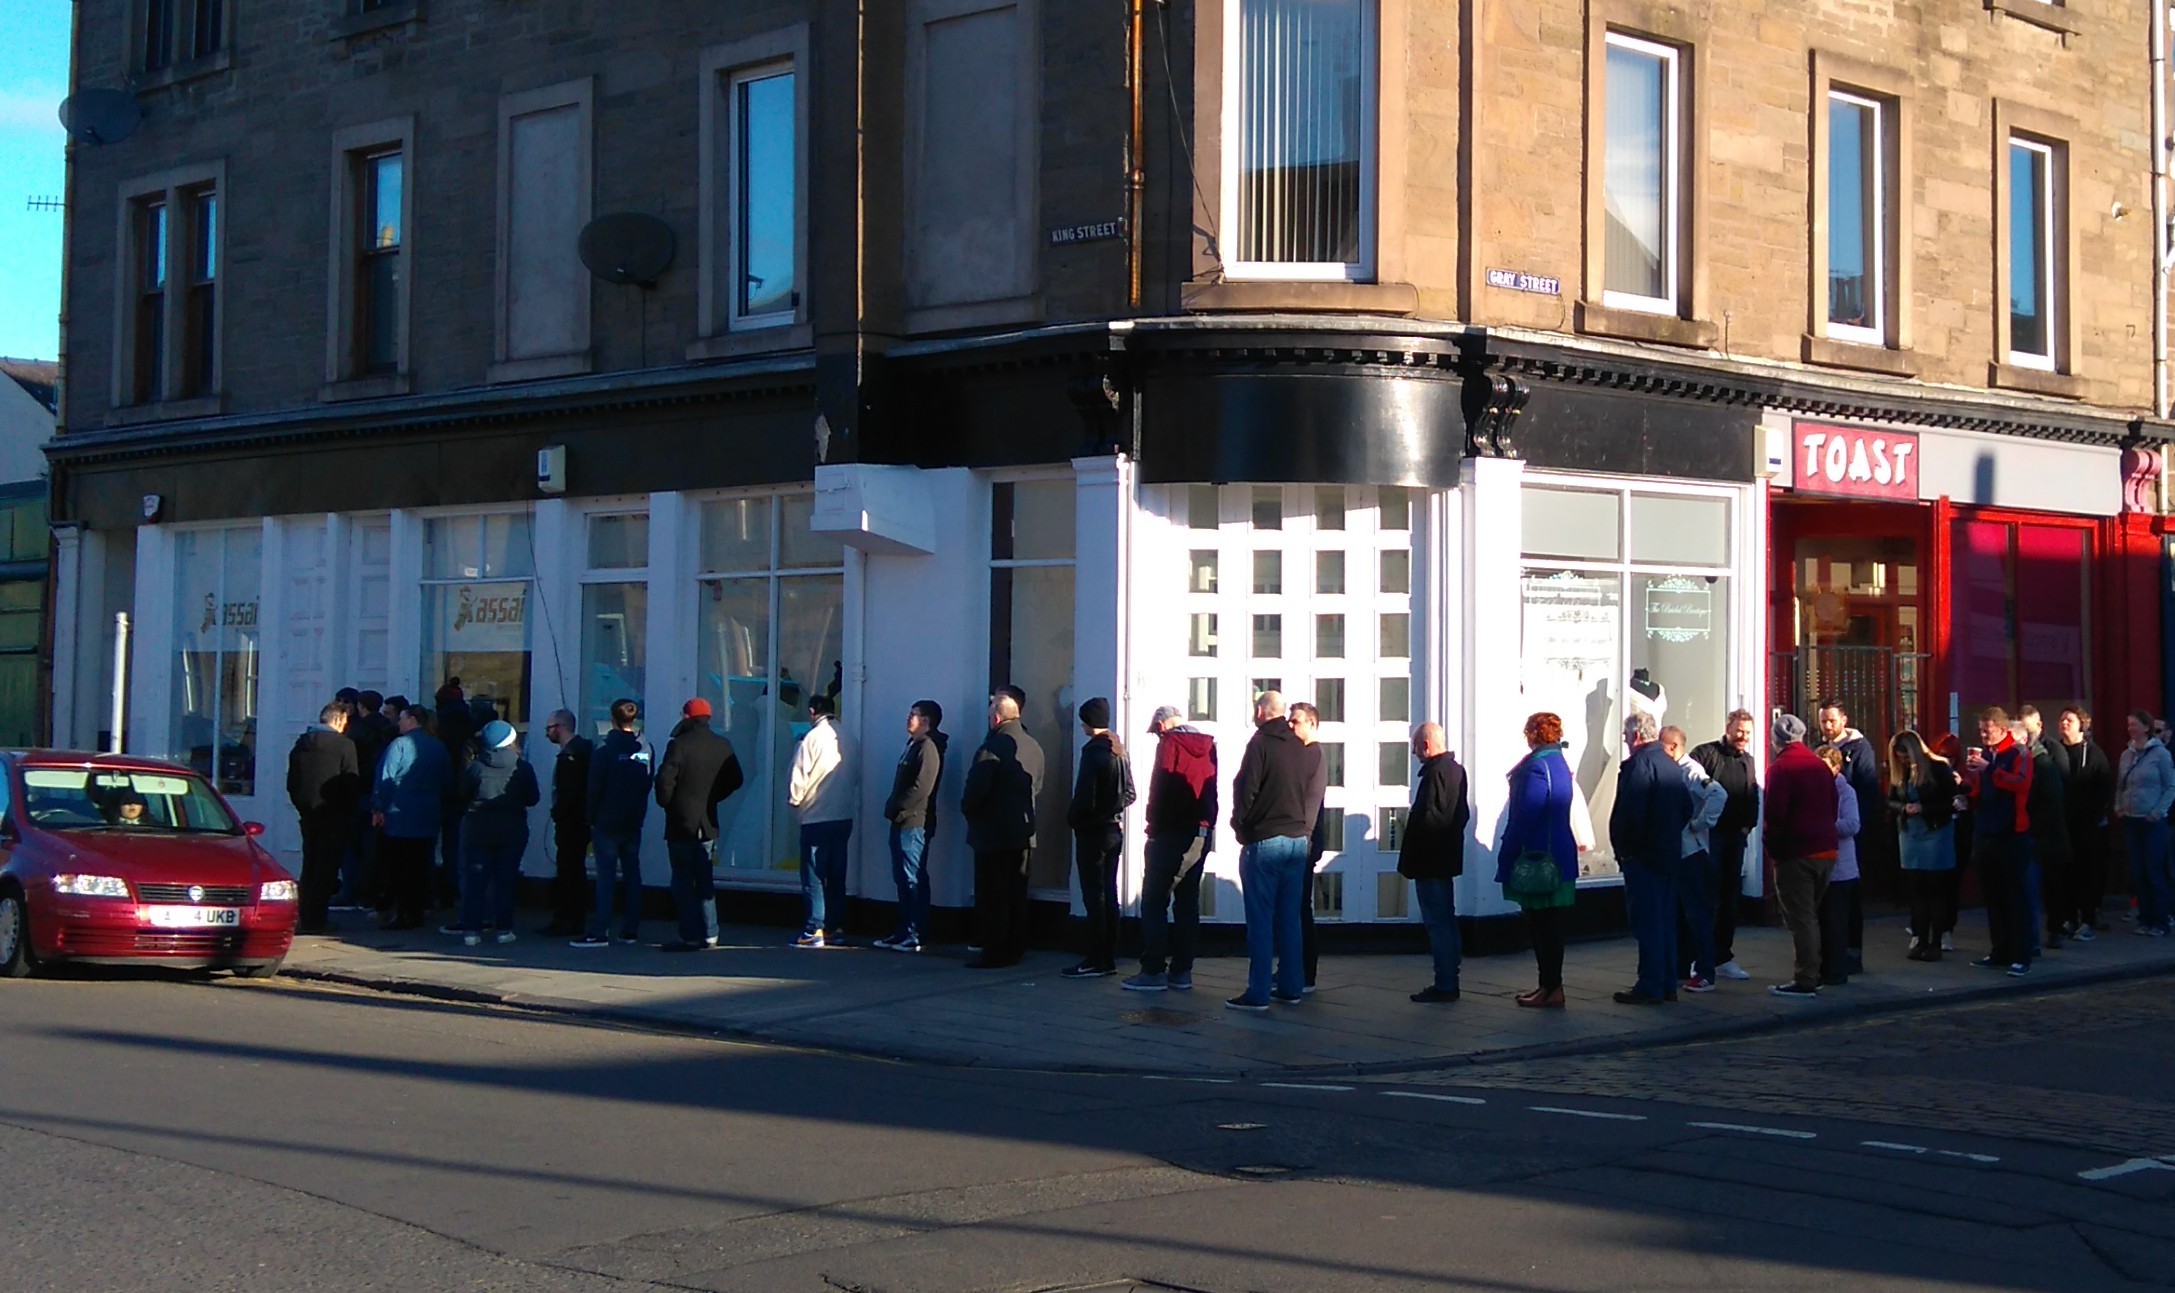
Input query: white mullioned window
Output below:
<box><xmin>1601</xmin><ymin>31</ymin><xmax>1682</xmax><ymax>315</ymax></box>
<box><xmin>2008</xmin><ymin>136</ymin><xmax>2058</xmax><ymax>371</ymax></box>
<box><xmin>1825</xmin><ymin>89</ymin><xmax>1885</xmax><ymax>346</ymax></box>
<box><xmin>1223</xmin><ymin>0</ymin><xmax>1379</xmax><ymax>282</ymax></box>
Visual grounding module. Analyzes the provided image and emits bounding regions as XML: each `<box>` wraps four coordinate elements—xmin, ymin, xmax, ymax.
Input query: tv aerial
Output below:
<box><xmin>578</xmin><ymin>213</ymin><xmax>676</xmax><ymax>288</ymax></box>
<box><xmin>58</xmin><ymin>88</ymin><xmax>142</xmax><ymax>146</ymax></box>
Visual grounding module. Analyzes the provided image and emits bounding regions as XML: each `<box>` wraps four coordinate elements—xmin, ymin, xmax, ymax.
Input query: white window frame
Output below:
<box><xmin>1599</xmin><ymin>31</ymin><xmax>1682</xmax><ymax>317</ymax></box>
<box><xmin>696</xmin><ymin>24</ymin><xmax>811</xmax><ymax>350</ymax></box>
<box><xmin>1219</xmin><ymin>0</ymin><xmax>1381</xmax><ymax>283</ymax></box>
<box><xmin>2007</xmin><ymin>136</ymin><xmax>2058</xmax><ymax>373</ymax></box>
<box><xmin>724</xmin><ymin>61</ymin><xmax>800</xmax><ymax>332</ymax></box>
<box><xmin>1824</xmin><ymin>89</ymin><xmax>1885</xmax><ymax>348</ymax></box>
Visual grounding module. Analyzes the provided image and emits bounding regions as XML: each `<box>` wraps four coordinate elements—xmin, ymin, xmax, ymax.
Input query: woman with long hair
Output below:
<box><xmin>1889</xmin><ymin>729</ymin><xmax>1960</xmax><ymax>960</ymax></box>
<box><xmin>1497</xmin><ymin>712</ymin><xmax>1582</xmax><ymax>1008</ymax></box>
<box><xmin>2053</xmin><ymin>706</ymin><xmax>2113</xmax><ymax>936</ymax></box>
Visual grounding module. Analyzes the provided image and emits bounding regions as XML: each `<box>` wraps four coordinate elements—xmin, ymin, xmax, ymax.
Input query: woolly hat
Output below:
<box><xmin>481</xmin><ymin>719</ymin><xmax>518</xmax><ymax>750</ymax></box>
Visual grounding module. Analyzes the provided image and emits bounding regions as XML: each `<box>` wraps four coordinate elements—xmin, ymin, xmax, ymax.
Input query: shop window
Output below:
<box><xmin>1519</xmin><ymin>478</ymin><xmax>1740</xmax><ymax>881</ymax></box>
<box><xmin>1253</xmin><ymin>551</ymin><xmax>1283</xmax><ymax>594</ymax></box>
<box><xmin>1315</xmin><ymin>678</ymin><xmax>1345</xmax><ymax>721</ymax></box>
<box><xmin>1315</xmin><ymin>613</ymin><xmax>1344</xmax><ymax>658</ymax></box>
<box><xmin>0</xmin><ymin>579</ymin><xmax>42</xmax><ymax>749</ymax></box>
<box><xmin>1316</xmin><ymin>551</ymin><xmax>1346</xmax><ymax>594</ymax></box>
<box><xmin>578</xmin><ymin>512</ymin><xmax>649</xmax><ymax>739</ymax></box>
<box><xmin>1251</xmin><ymin>487</ymin><xmax>1283</xmax><ymax>530</ymax></box>
<box><xmin>1601</xmin><ymin>31</ymin><xmax>1683</xmax><ymax>314</ymax></box>
<box><xmin>1379</xmin><ymin>549</ymin><xmax>1409</xmax><ymax>595</ymax></box>
<box><xmin>1950</xmin><ymin>519</ymin><xmax>2091</xmax><ymax>717</ymax></box>
<box><xmin>172</xmin><ymin>526</ymin><xmax>261</xmax><ymax>796</ymax></box>
<box><xmin>1379</xmin><ymin>676</ymin><xmax>1408</xmax><ymax>723</ymax></box>
<box><xmin>699</xmin><ymin>491</ymin><xmax>847</xmax><ymax>880</ymax></box>
<box><xmin>1252</xmin><ymin>614</ymin><xmax>1283</xmax><ymax>659</ymax></box>
<box><xmin>991</xmin><ymin>479</ymin><xmax>1077</xmax><ymax>891</ymax></box>
<box><xmin>1313</xmin><ymin>870</ymin><xmax>1345</xmax><ymax>919</ymax></box>
<box><xmin>1377</xmin><ymin>741</ymin><xmax>1407</xmax><ymax>787</ymax></box>
<box><xmin>1187</xmin><ymin>677</ymin><xmax>1217</xmax><ymax>720</ymax></box>
<box><xmin>1189</xmin><ymin>550</ymin><xmax>1219</xmax><ymax>592</ymax></box>
<box><xmin>1376</xmin><ymin>871</ymin><xmax>1409</xmax><ymax>919</ymax></box>
<box><xmin>1226</xmin><ymin>0</ymin><xmax>1378</xmax><ymax>281</ymax></box>
<box><xmin>421</xmin><ymin>514</ymin><xmax>533</xmax><ymax>732</ymax></box>
<box><xmin>1189</xmin><ymin>485</ymin><xmax>1222</xmax><ymax>528</ymax></box>
<box><xmin>1315</xmin><ymin>487</ymin><xmax>1346</xmax><ymax>530</ymax></box>
<box><xmin>1189</xmin><ymin>613</ymin><xmax>1219</xmax><ymax>657</ymax></box>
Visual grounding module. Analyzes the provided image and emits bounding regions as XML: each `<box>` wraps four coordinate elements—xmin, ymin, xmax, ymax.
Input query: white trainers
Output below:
<box><xmin>1715</xmin><ymin>960</ymin><xmax>1751</xmax><ymax>981</ymax></box>
<box><xmin>1940</xmin><ymin>932</ymin><xmax>1956</xmax><ymax>952</ymax></box>
<box><xmin>494</xmin><ymin>930</ymin><xmax>516</xmax><ymax>945</ymax></box>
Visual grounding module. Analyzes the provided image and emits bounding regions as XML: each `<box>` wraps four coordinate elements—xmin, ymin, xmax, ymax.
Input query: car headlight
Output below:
<box><xmin>258</xmin><ymin>880</ymin><xmax>298</xmax><ymax>903</ymax></box>
<box><xmin>52</xmin><ymin>874</ymin><xmax>131</xmax><ymax>898</ymax></box>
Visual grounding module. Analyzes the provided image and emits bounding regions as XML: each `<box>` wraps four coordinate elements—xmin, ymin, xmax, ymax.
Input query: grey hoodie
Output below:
<box><xmin>2116</xmin><ymin>738</ymin><xmax>2175</xmax><ymax>821</ymax></box>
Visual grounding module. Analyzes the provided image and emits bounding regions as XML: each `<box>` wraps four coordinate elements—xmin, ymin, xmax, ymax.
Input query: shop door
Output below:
<box><xmin>1774</xmin><ymin>531</ymin><xmax>1928</xmax><ymax>742</ymax></box>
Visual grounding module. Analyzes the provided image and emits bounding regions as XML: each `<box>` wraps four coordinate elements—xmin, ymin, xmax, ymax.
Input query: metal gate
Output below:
<box><xmin>1767</xmin><ymin>646</ymin><xmax>1929</xmax><ymax>744</ymax></box>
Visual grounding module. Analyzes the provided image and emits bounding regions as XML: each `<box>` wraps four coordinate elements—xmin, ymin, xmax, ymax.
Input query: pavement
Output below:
<box><xmin>277</xmin><ymin>906</ymin><xmax>2175</xmax><ymax>1076</ymax></box>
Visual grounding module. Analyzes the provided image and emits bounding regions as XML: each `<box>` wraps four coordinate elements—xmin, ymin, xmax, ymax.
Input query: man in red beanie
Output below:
<box><xmin>654</xmin><ymin>696</ymin><xmax>745</xmax><ymax>951</ymax></box>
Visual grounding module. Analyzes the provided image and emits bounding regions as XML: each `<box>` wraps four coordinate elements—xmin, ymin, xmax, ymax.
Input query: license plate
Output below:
<box><xmin>144</xmin><ymin>906</ymin><xmax>241</xmax><ymax>928</ymax></box>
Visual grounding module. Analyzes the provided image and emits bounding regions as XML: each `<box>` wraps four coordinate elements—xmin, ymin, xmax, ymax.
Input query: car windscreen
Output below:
<box><xmin>19</xmin><ymin>768</ymin><xmax>242</xmax><ymax>835</ymax></box>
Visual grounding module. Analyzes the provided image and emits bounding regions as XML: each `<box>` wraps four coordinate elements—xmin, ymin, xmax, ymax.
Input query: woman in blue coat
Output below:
<box><xmin>1497</xmin><ymin>711</ymin><xmax>1582</xmax><ymax>1008</ymax></box>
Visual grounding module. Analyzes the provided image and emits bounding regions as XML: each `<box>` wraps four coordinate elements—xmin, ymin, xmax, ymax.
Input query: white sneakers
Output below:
<box><xmin>1715</xmin><ymin>960</ymin><xmax>1751</xmax><ymax>981</ymax></box>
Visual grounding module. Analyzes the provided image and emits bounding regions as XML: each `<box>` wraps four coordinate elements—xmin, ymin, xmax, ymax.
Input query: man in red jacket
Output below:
<box><xmin>1123</xmin><ymin>706</ymin><xmax>1219</xmax><ymax>993</ymax></box>
<box><xmin>1764</xmin><ymin>713</ymin><xmax>1839</xmax><ymax>998</ymax></box>
<box><xmin>1966</xmin><ymin>706</ymin><xmax>2037</xmax><ymax>975</ymax></box>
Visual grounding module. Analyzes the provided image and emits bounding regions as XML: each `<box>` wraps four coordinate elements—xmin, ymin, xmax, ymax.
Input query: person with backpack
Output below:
<box><xmin>450</xmin><ymin>719</ymin><xmax>540</xmax><ymax>946</ymax></box>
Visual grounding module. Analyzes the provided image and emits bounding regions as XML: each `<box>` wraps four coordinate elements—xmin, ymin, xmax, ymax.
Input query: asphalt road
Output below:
<box><xmin>0</xmin><ymin>969</ymin><xmax>2169</xmax><ymax>1292</ymax></box>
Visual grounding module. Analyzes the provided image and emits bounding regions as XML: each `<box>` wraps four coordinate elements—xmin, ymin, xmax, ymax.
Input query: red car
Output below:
<box><xmin>0</xmin><ymin>751</ymin><xmax>297</xmax><ymax>978</ymax></box>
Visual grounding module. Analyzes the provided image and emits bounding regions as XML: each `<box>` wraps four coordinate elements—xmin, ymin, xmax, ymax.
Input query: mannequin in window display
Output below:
<box><xmin>1627</xmin><ymin>669</ymin><xmax>1668</xmax><ymax>725</ymax></box>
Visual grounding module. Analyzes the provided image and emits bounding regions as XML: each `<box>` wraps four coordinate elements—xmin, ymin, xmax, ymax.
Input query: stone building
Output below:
<box><xmin>45</xmin><ymin>0</ymin><xmax>2174</xmax><ymax>938</ymax></box>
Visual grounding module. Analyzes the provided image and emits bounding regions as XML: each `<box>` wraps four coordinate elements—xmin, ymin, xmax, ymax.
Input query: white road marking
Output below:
<box><xmin>1531</xmin><ymin>1105</ymin><xmax>1647</xmax><ymax>1122</ymax></box>
<box><xmin>1688</xmin><ymin>1121</ymin><xmax>1818</xmax><ymax>1140</ymax></box>
<box><xmin>1381</xmin><ymin>1091</ymin><xmax>1488</xmax><ymax>1105</ymax></box>
<box><xmin>1862</xmin><ymin>1141</ymin><xmax>1930</xmax><ymax>1154</ymax></box>
<box><xmin>2078</xmin><ymin>1157</ymin><xmax>2175</xmax><ymax>1182</ymax></box>
<box><xmin>1258</xmin><ymin>1082</ymin><xmax>1354</xmax><ymax>1092</ymax></box>
<box><xmin>1936</xmin><ymin>1150</ymin><xmax>2001</xmax><ymax>1165</ymax></box>
<box><xmin>1141</xmin><ymin>1075</ymin><xmax>1236</xmax><ymax>1084</ymax></box>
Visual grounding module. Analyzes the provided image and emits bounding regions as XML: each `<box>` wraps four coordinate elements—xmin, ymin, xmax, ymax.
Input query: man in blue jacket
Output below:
<box><xmin>1609</xmin><ymin>711</ymin><xmax>1694</xmax><ymax>1005</ymax></box>
<box><xmin>372</xmin><ymin>704</ymin><xmax>451</xmax><ymax>931</ymax></box>
<box><xmin>574</xmin><ymin>699</ymin><xmax>654</xmax><ymax>948</ymax></box>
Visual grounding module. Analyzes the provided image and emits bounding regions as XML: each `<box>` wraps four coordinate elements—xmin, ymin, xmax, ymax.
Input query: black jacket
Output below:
<box><xmin>1691</xmin><ymin>739</ymin><xmax>1761</xmax><ymax>836</ymax></box>
<box><xmin>655</xmin><ymin>720</ymin><xmax>746</xmax><ymax>842</ymax></box>
<box><xmin>2026</xmin><ymin>740</ymin><xmax>2071</xmax><ymax>864</ymax></box>
<box><xmin>1835</xmin><ymin>732</ymin><xmax>1884</xmax><ymax>829</ymax></box>
<box><xmin>587</xmin><ymin>728</ymin><xmax>656</xmax><ymax>836</ymax></box>
<box><xmin>458</xmin><ymin>744</ymin><xmax>541</xmax><ymax>849</ymax></box>
<box><xmin>1230</xmin><ymin>719</ymin><xmax>1321</xmax><ymax>845</ymax></box>
<box><xmin>1610</xmin><ymin>740</ymin><xmax>1695</xmax><ymax>872</ymax></box>
<box><xmin>960</xmin><ymin>719</ymin><xmax>1045</xmax><ymax>852</ymax></box>
<box><xmin>286</xmin><ymin>728</ymin><xmax>362</xmax><ymax>819</ymax></box>
<box><xmin>551</xmin><ymin>734</ymin><xmax>593</xmax><ymax>826</ymax></box>
<box><xmin>1067</xmin><ymin>733</ymin><xmax>1137</xmax><ymax>831</ymax></box>
<box><xmin>1396</xmin><ymin>752</ymin><xmax>1472</xmax><ymax>880</ymax></box>
<box><xmin>884</xmin><ymin>731</ymin><xmax>949</xmax><ymax>831</ymax></box>
<box><xmin>350</xmin><ymin>712</ymin><xmax>396</xmax><ymax>788</ymax></box>
<box><xmin>1887</xmin><ymin>759</ymin><xmax>1960</xmax><ymax>831</ymax></box>
<box><xmin>2054</xmin><ymin>737</ymin><xmax>2114</xmax><ymax>836</ymax></box>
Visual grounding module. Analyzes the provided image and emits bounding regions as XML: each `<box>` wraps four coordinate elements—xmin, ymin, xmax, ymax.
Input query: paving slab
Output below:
<box><xmin>278</xmin><ymin>908</ymin><xmax>2175</xmax><ymax>1076</ymax></box>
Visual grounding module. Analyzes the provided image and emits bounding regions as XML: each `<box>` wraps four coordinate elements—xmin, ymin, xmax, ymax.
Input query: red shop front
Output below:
<box><xmin>1767</xmin><ymin>417</ymin><xmax>2162</xmax><ymax>758</ymax></box>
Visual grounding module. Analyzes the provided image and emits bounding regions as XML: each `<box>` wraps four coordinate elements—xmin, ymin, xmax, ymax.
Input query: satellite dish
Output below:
<box><xmin>58</xmin><ymin>89</ymin><xmax>142</xmax><ymax>146</ymax></box>
<box><xmin>578</xmin><ymin>213</ymin><xmax>676</xmax><ymax>287</ymax></box>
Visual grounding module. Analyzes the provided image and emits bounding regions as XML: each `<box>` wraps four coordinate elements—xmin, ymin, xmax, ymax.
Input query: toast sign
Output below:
<box><xmin>1793</xmin><ymin>422</ymin><xmax>1919</xmax><ymax>500</ymax></box>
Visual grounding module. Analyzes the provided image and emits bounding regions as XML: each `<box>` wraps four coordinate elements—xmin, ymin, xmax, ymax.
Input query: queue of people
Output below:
<box><xmin>281</xmin><ymin>679</ymin><xmax>2175</xmax><ymax>1006</ymax></box>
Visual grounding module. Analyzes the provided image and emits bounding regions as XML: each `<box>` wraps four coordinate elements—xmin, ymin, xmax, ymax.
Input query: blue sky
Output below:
<box><xmin>0</xmin><ymin>2</ymin><xmax>71</xmax><ymax>361</ymax></box>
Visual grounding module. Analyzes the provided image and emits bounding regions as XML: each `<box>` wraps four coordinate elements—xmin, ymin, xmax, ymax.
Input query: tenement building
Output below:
<box><xmin>46</xmin><ymin>0</ymin><xmax>2175</xmax><ymax>936</ymax></box>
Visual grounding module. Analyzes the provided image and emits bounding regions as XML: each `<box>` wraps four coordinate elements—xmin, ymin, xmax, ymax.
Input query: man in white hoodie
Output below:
<box><xmin>1662</xmin><ymin>726</ymin><xmax>1729</xmax><ymax>993</ymax></box>
<box><xmin>788</xmin><ymin>693</ymin><xmax>857</xmax><ymax>948</ymax></box>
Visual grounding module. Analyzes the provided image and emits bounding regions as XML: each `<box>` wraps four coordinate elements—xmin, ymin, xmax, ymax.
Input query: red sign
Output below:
<box><xmin>1793</xmin><ymin>422</ymin><xmax>1919</xmax><ymax>499</ymax></box>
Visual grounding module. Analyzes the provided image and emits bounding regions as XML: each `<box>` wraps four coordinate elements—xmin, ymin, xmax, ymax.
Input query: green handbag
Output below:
<box><xmin>1505</xmin><ymin>849</ymin><xmax>1563</xmax><ymax>897</ymax></box>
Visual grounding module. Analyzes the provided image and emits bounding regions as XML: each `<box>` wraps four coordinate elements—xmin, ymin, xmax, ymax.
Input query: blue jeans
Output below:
<box><xmin>1238</xmin><ymin>835</ymin><xmax>1309</xmax><ymax>1002</ymax></box>
<box><xmin>1138</xmin><ymin>834</ymin><xmax>1204</xmax><ymax>976</ymax></box>
<box><xmin>2125</xmin><ymin>817</ymin><xmax>2173</xmax><ymax>929</ymax></box>
<box><xmin>1624</xmin><ymin>858</ymin><xmax>1680</xmax><ymax>999</ymax></box>
<box><xmin>1413</xmin><ymin>877</ymin><xmax>1462</xmax><ymax>992</ymax></box>
<box><xmin>668</xmin><ymin>838</ymin><xmax>718</xmax><ymax>945</ymax></box>
<box><xmin>800</xmin><ymin>819</ymin><xmax>854</xmax><ymax>937</ymax></box>
<box><xmin>457</xmin><ymin>832</ymin><xmax>527</xmax><ymax>932</ymax></box>
<box><xmin>587</xmin><ymin>830</ymin><xmax>644</xmax><ymax>939</ymax></box>
<box><xmin>888</xmin><ymin>825</ymin><xmax>929</xmax><ymax>941</ymax></box>
<box><xmin>1676</xmin><ymin>849</ymin><xmax>1719</xmax><ymax>981</ymax></box>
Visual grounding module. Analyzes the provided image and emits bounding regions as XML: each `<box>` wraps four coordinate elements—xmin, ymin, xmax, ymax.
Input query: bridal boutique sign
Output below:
<box><xmin>1793</xmin><ymin>422</ymin><xmax>1919</xmax><ymax>500</ymax></box>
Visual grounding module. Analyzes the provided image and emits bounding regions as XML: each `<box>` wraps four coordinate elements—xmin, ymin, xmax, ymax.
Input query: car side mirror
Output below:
<box><xmin>243</xmin><ymin>821</ymin><xmax>266</xmax><ymax>837</ymax></box>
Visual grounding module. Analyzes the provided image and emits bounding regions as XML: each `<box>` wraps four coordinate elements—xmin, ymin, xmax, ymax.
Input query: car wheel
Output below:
<box><xmin>237</xmin><ymin>956</ymin><xmax>284</xmax><ymax>980</ymax></box>
<box><xmin>0</xmin><ymin>889</ymin><xmax>35</xmax><ymax>979</ymax></box>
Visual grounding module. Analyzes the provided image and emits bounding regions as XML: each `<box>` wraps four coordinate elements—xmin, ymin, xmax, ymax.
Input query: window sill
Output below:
<box><xmin>1988</xmin><ymin>361</ymin><xmax>2088</xmax><ymax>399</ymax></box>
<box><xmin>1985</xmin><ymin>0</ymin><xmax>2082</xmax><ymax>37</ymax></box>
<box><xmin>131</xmin><ymin>49</ymin><xmax>233</xmax><ymax>93</ymax></box>
<box><xmin>1574</xmin><ymin>300</ymin><xmax>1719</xmax><ymax>350</ymax></box>
<box><xmin>686</xmin><ymin>323</ymin><xmax>814</xmax><ymax>362</ymax></box>
<box><xmin>1182</xmin><ymin>279</ymin><xmax>1420</xmax><ymax>315</ymax></box>
<box><xmin>1802</xmin><ymin>335</ymin><xmax>1921</xmax><ymax>379</ymax></box>
<box><xmin>329</xmin><ymin>0</ymin><xmax>423</xmax><ymax>42</ymax></box>
<box><xmin>103</xmin><ymin>395</ymin><xmax>225</xmax><ymax>427</ymax></box>
<box><xmin>320</xmin><ymin>373</ymin><xmax>412</xmax><ymax>403</ymax></box>
<box><xmin>487</xmin><ymin>353</ymin><xmax>592</xmax><ymax>384</ymax></box>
